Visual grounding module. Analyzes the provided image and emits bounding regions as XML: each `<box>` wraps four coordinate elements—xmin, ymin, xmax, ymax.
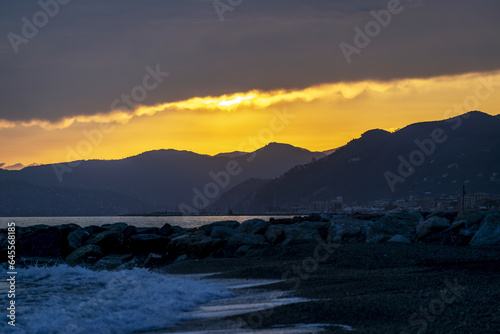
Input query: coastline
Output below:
<box><xmin>3</xmin><ymin>211</ymin><xmax>500</xmax><ymax>333</ymax></box>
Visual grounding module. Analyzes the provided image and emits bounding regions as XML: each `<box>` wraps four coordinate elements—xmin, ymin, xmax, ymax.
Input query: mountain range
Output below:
<box><xmin>1</xmin><ymin>111</ymin><xmax>499</xmax><ymax>216</ymax></box>
<box><xmin>211</xmin><ymin>111</ymin><xmax>500</xmax><ymax>212</ymax></box>
<box><xmin>0</xmin><ymin>143</ymin><xmax>325</xmax><ymax>216</ymax></box>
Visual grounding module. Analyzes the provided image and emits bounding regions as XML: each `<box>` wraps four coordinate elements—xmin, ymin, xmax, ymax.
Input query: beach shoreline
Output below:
<box><xmin>162</xmin><ymin>242</ymin><xmax>500</xmax><ymax>333</ymax></box>
<box><xmin>4</xmin><ymin>211</ymin><xmax>500</xmax><ymax>333</ymax></box>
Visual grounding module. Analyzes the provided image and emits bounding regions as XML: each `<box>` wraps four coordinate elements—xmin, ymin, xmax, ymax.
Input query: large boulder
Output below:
<box><xmin>366</xmin><ymin>212</ymin><xmax>423</xmax><ymax>243</ymax></box>
<box><xmin>297</xmin><ymin>222</ymin><xmax>329</xmax><ymax>239</ymax></box>
<box><xmin>421</xmin><ymin>220</ymin><xmax>474</xmax><ymax>246</ymax></box>
<box><xmin>469</xmin><ymin>212</ymin><xmax>500</xmax><ymax>246</ymax></box>
<box><xmin>264</xmin><ymin>225</ymin><xmax>286</xmax><ymax>244</ymax></box>
<box><xmin>328</xmin><ymin>218</ymin><xmax>372</xmax><ymax>244</ymax></box>
<box><xmin>67</xmin><ymin>229</ymin><xmax>90</xmax><ymax>250</ymax></box>
<box><xmin>84</xmin><ymin>225</ymin><xmax>105</xmax><ymax>236</ymax></box>
<box><xmin>168</xmin><ymin>234</ymin><xmax>225</xmax><ymax>259</ymax></box>
<box><xmin>198</xmin><ymin>221</ymin><xmax>239</xmax><ymax>236</ymax></box>
<box><xmin>128</xmin><ymin>234</ymin><xmax>170</xmax><ymax>254</ymax></box>
<box><xmin>211</xmin><ymin>226</ymin><xmax>237</xmax><ymax>239</ymax></box>
<box><xmin>57</xmin><ymin>224</ymin><xmax>81</xmax><ymax>257</ymax></box>
<box><xmin>416</xmin><ymin>216</ymin><xmax>451</xmax><ymax>240</ymax></box>
<box><xmin>228</xmin><ymin>233</ymin><xmax>267</xmax><ymax>248</ymax></box>
<box><xmin>159</xmin><ymin>223</ymin><xmax>175</xmax><ymax>237</ymax></box>
<box><xmin>281</xmin><ymin>222</ymin><xmax>328</xmax><ymax>244</ymax></box>
<box><xmin>238</xmin><ymin>219</ymin><xmax>267</xmax><ymax>235</ymax></box>
<box><xmin>65</xmin><ymin>244</ymin><xmax>103</xmax><ymax>266</ymax></box>
<box><xmin>85</xmin><ymin>225</ymin><xmax>127</xmax><ymax>253</ymax></box>
<box><xmin>18</xmin><ymin>226</ymin><xmax>63</xmax><ymax>258</ymax></box>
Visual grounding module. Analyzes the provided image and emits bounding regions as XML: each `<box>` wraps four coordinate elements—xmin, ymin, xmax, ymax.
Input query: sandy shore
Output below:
<box><xmin>160</xmin><ymin>241</ymin><xmax>500</xmax><ymax>333</ymax></box>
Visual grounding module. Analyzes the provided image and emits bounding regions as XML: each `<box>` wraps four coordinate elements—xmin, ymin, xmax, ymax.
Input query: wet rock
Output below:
<box><xmin>469</xmin><ymin>212</ymin><xmax>500</xmax><ymax>246</ymax></box>
<box><xmin>211</xmin><ymin>226</ymin><xmax>237</xmax><ymax>239</ymax></box>
<box><xmin>58</xmin><ymin>224</ymin><xmax>81</xmax><ymax>257</ymax></box>
<box><xmin>65</xmin><ymin>244</ymin><xmax>103</xmax><ymax>266</ymax></box>
<box><xmin>168</xmin><ymin>235</ymin><xmax>225</xmax><ymax>259</ymax></box>
<box><xmin>366</xmin><ymin>212</ymin><xmax>423</xmax><ymax>243</ymax></box>
<box><xmin>198</xmin><ymin>220</ymin><xmax>239</xmax><ymax>236</ymax></box>
<box><xmin>159</xmin><ymin>223</ymin><xmax>175</xmax><ymax>237</ymax></box>
<box><xmin>117</xmin><ymin>256</ymin><xmax>144</xmax><ymax>270</ymax></box>
<box><xmin>175</xmin><ymin>254</ymin><xmax>188</xmax><ymax>262</ymax></box>
<box><xmin>328</xmin><ymin>218</ymin><xmax>372</xmax><ymax>244</ymax></box>
<box><xmin>297</xmin><ymin>222</ymin><xmax>329</xmax><ymax>238</ymax></box>
<box><xmin>416</xmin><ymin>216</ymin><xmax>451</xmax><ymax>240</ymax></box>
<box><xmin>228</xmin><ymin>233</ymin><xmax>267</xmax><ymax>249</ymax></box>
<box><xmin>234</xmin><ymin>245</ymin><xmax>251</xmax><ymax>258</ymax></box>
<box><xmin>388</xmin><ymin>235</ymin><xmax>411</xmax><ymax>243</ymax></box>
<box><xmin>211</xmin><ymin>245</ymin><xmax>236</xmax><ymax>258</ymax></box>
<box><xmin>128</xmin><ymin>234</ymin><xmax>170</xmax><ymax>254</ymax></box>
<box><xmin>85</xmin><ymin>224</ymin><xmax>127</xmax><ymax>253</ymax></box>
<box><xmin>281</xmin><ymin>222</ymin><xmax>326</xmax><ymax>244</ymax></box>
<box><xmin>68</xmin><ymin>229</ymin><xmax>90</xmax><ymax>250</ymax></box>
<box><xmin>264</xmin><ymin>225</ymin><xmax>286</xmax><ymax>244</ymax></box>
<box><xmin>94</xmin><ymin>254</ymin><xmax>133</xmax><ymax>270</ymax></box>
<box><xmin>238</xmin><ymin>219</ymin><xmax>267</xmax><ymax>235</ymax></box>
<box><xmin>143</xmin><ymin>253</ymin><xmax>171</xmax><ymax>268</ymax></box>
<box><xmin>18</xmin><ymin>226</ymin><xmax>63</xmax><ymax>258</ymax></box>
<box><xmin>84</xmin><ymin>225</ymin><xmax>105</xmax><ymax>236</ymax></box>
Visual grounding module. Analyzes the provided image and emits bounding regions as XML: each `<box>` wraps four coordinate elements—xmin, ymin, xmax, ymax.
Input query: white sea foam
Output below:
<box><xmin>0</xmin><ymin>265</ymin><xmax>233</xmax><ymax>334</ymax></box>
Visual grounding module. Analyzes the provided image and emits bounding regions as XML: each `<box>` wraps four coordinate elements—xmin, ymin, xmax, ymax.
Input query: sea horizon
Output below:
<box><xmin>0</xmin><ymin>215</ymin><xmax>297</xmax><ymax>229</ymax></box>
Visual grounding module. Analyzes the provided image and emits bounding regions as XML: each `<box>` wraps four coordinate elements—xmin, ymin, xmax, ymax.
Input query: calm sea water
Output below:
<box><xmin>0</xmin><ymin>215</ymin><xmax>294</xmax><ymax>229</ymax></box>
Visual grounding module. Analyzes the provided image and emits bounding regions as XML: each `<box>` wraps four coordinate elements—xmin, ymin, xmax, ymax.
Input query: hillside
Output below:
<box><xmin>212</xmin><ymin>111</ymin><xmax>500</xmax><ymax>211</ymax></box>
<box><xmin>0</xmin><ymin>143</ymin><xmax>324</xmax><ymax>216</ymax></box>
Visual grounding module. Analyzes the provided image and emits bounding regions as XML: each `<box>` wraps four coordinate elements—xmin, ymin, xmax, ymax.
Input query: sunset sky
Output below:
<box><xmin>1</xmin><ymin>0</ymin><xmax>499</xmax><ymax>169</ymax></box>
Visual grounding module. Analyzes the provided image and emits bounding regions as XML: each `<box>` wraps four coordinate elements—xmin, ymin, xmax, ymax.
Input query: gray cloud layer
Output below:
<box><xmin>1</xmin><ymin>0</ymin><xmax>499</xmax><ymax>122</ymax></box>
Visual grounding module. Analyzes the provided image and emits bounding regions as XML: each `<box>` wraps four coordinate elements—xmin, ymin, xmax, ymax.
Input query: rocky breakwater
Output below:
<box><xmin>1</xmin><ymin>210</ymin><xmax>500</xmax><ymax>270</ymax></box>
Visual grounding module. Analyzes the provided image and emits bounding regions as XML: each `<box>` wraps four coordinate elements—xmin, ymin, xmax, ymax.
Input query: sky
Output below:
<box><xmin>1</xmin><ymin>0</ymin><xmax>499</xmax><ymax>168</ymax></box>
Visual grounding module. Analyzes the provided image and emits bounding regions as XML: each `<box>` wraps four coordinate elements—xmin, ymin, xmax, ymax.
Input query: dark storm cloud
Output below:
<box><xmin>0</xmin><ymin>0</ymin><xmax>499</xmax><ymax>123</ymax></box>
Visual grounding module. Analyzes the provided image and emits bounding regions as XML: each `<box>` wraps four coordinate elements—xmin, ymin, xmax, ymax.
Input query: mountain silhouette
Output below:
<box><xmin>211</xmin><ymin>111</ymin><xmax>500</xmax><ymax>212</ymax></box>
<box><xmin>0</xmin><ymin>143</ymin><xmax>324</xmax><ymax>216</ymax></box>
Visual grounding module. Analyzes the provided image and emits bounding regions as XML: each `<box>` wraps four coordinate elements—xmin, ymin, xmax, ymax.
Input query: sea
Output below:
<box><xmin>0</xmin><ymin>216</ymin><xmax>333</xmax><ymax>334</ymax></box>
<box><xmin>0</xmin><ymin>215</ymin><xmax>294</xmax><ymax>229</ymax></box>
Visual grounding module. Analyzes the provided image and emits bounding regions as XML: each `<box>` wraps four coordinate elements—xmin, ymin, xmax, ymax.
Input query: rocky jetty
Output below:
<box><xmin>2</xmin><ymin>211</ymin><xmax>499</xmax><ymax>270</ymax></box>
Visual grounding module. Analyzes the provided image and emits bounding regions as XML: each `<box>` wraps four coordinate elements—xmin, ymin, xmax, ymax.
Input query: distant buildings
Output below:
<box><xmin>340</xmin><ymin>192</ymin><xmax>498</xmax><ymax>213</ymax></box>
<box><xmin>458</xmin><ymin>192</ymin><xmax>498</xmax><ymax>211</ymax></box>
<box><xmin>309</xmin><ymin>196</ymin><xmax>344</xmax><ymax>213</ymax></box>
<box><xmin>211</xmin><ymin>191</ymin><xmax>499</xmax><ymax>215</ymax></box>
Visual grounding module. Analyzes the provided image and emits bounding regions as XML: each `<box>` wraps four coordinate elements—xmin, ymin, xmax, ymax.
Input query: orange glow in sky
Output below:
<box><xmin>1</xmin><ymin>70</ymin><xmax>499</xmax><ymax>169</ymax></box>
